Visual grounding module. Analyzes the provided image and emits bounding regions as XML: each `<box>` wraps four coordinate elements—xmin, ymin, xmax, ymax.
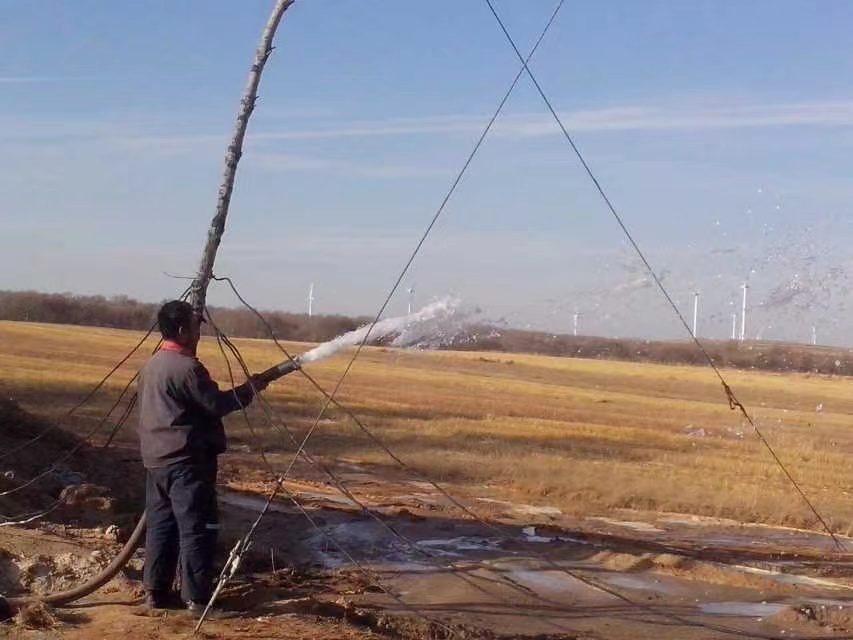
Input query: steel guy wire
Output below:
<box><xmin>0</xmin><ymin>320</ymin><xmax>156</xmax><ymax>463</ymax></box>
<box><xmin>0</xmin><ymin>387</ymin><xmax>139</xmax><ymax>523</ymax></box>
<box><xmin>100</xmin><ymin>392</ymin><xmax>138</xmax><ymax>449</ymax></box>
<box><xmin>0</xmin><ymin>369</ymin><xmax>143</xmax><ymax>499</ymax></box>
<box><xmin>207</xmin><ymin>310</ymin><xmax>561</xmax><ymax>606</ymax></box>
<box><xmin>0</xmin><ymin>284</ymin><xmax>190</xmax><ymax>463</ymax></box>
<box><xmin>0</xmin><ymin>287</ymin><xmax>187</xmax><ymax>517</ymax></box>
<box><xmin>0</xmin><ymin>501</ymin><xmax>63</xmax><ymax>528</ymax></box>
<box><xmin>201</xmin><ymin>478</ymin><xmax>457</xmax><ymax>639</ymax></box>
<box><xmin>268</xmin><ymin>0</ymin><xmax>567</xmax><ymax>486</ymax></box>
<box><xmin>207</xmin><ymin>320</ymin><xmax>582</xmax><ymax>636</ymax></box>
<box><xmin>197</xmin><ymin>315</ymin><xmax>457</xmax><ymax>637</ymax></box>
<box><xmin>481</xmin><ymin>0</ymin><xmax>843</xmax><ymax>553</ymax></box>
<box><xmin>214</xmin><ymin>274</ymin><xmax>530</xmax><ymax>530</ymax></box>
<box><xmin>0</xmin><ymin>329</ymin><xmax>162</xmax><ymax>503</ymax></box>
<box><xmin>214</xmin><ymin>277</ymin><xmax>842</xmax><ymax>640</ymax></box>
<box><xmin>209</xmin><ymin>1</ymin><xmax>843</xmax><ymax>627</ymax></box>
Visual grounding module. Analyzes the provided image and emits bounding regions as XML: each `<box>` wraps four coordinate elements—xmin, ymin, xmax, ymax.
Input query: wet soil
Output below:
<box><xmin>6</xmin><ymin>456</ymin><xmax>853</xmax><ymax>639</ymax></box>
<box><xmin>4</xmin><ymin>396</ymin><xmax>853</xmax><ymax>639</ymax></box>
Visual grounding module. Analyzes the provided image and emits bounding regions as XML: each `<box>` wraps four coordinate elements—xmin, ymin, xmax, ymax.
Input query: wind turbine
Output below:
<box><xmin>692</xmin><ymin>291</ymin><xmax>700</xmax><ymax>338</ymax></box>
<box><xmin>406</xmin><ymin>283</ymin><xmax>415</xmax><ymax>315</ymax></box>
<box><xmin>740</xmin><ymin>282</ymin><xmax>748</xmax><ymax>341</ymax></box>
<box><xmin>307</xmin><ymin>282</ymin><xmax>315</xmax><ymax>317</ymax></box>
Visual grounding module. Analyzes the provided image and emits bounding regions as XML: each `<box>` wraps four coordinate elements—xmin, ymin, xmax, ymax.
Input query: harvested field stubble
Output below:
<box><xmin>2</xmin><ymin>320</ymin><xmax>853</xmax><ymax>532</ymax></box>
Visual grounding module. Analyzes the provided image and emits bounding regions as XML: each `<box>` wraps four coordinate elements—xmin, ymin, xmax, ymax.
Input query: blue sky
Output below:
<box><xmin>3</xmin><ymin>1</ymin><xmax>853</xmax><ymax>344</ymax></box>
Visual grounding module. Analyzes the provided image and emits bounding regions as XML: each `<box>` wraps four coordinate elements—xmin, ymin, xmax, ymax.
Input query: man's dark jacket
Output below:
<box><xmin>137</xmin><ymin>346</ymin><xmax>254</xmax><ymax>469</ymax></box>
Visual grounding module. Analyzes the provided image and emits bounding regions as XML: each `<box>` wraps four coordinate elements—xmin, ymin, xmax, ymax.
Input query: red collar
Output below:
<box><xmin>160</xmin><ymin>340</ymin><xmax>194</xmax><ymax>357</ymax></box>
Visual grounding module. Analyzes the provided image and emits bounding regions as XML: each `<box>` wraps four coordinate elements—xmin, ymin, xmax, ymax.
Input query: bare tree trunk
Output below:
<box><xmin>0</xmin><ymin>3</ymin><xmax>299</xmax><ymax>618</ymax></box>
<box><xmin>191</xmin><ymin>0</ymin><xmax>296</xmax><ymax>313</ymax></box>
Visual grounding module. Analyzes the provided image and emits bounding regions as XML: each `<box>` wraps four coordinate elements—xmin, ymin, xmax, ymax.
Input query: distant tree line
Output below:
<box><xmin>453</xmin><ymin>326</ymin><xmax>853</xmax><ymax>376</ymax></box>
<box><xmin>1</xmin><ymin>290</ymin><xmax>850</xmax><ymax>375</ymax></box>
<box><xmin>0</xmin><ymin>290</ymin><xmax>366</xmax><ymax>343</ymax></box>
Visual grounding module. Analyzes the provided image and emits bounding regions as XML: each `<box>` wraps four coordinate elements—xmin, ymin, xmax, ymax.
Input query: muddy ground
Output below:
<box><xmin>5</xmin><ymin>398</ymin><xmax>853</xmax><ymax>639</ymax></box>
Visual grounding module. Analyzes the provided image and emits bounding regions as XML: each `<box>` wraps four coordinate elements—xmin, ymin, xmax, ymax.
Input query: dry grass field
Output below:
<box><xmin>3</xmin><ymin>320</ymin><xmax>853</xmax><ymax>534</ymax></box>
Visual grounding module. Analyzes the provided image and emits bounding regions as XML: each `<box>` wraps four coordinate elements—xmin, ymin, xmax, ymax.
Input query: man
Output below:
<box><xmin>137</xmin><ymin>300</ymin><xmax>268</xmax><ymax>616</ymax></box>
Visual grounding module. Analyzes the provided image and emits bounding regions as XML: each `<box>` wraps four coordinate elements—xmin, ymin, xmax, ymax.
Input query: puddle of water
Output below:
<box><xmin>483</xmin><ymin>559</ymin><xmax>613</xmax><ymax>598</ymax></box>
<box><xmin>601</xmin><ymin>573</ymin><xmax>686</xmax><ymax>596</ymax></box>
<box><xmin>417</xmin><ymin>536</ymin><xmax>500</xmax><ymax>553</ymax></box>
<box><xmin>521</xmin><ymin>526</ymin><xmax>588</xmax><ymax>545</ymax></box>
<box><xmin>308</xmin><ymin>520</ymin><xmax>411</xmax><ymax>568</ymax></box>
<box><xmin>700</xmin><ymin>601</ymin><xmax>787</xmax><ymax>617</ymax></box>
<box><xmin>308</xmin><ymin>525</ymin><xmax>504</xmax><ymax>569</ymax></box>
<box><xmin>522</xmin><ymin>526</ymin><xmax>552</xmax><ymax>543</ymax></box>
<box><xmin>506</xmin><ymin>568</ymin><xmax>604</xmax><ymax>596</ymax></box>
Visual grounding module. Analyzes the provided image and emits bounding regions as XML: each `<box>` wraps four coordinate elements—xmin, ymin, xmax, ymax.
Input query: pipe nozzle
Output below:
<box><xmin>256</xmin><ymin>357</ymin><xmax>301</xmax><ymax>386</ymax></box>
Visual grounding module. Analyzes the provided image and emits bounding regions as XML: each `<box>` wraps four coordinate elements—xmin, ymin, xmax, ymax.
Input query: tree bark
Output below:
<box><xmin>191</xmin><ymin>0</ymin><xmax>296</xmax><ymax>313</ymax></box>
<box><xmin>0</xmin><ymin>2</ymin><xmax>298</xmax><ymax>617</ymax></box>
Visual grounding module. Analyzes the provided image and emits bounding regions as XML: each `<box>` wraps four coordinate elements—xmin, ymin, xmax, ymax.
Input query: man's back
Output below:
<box><xmin>137</xmin><ymin>348</ymin><xmax>230</xmax><ymax>468</ymax></box>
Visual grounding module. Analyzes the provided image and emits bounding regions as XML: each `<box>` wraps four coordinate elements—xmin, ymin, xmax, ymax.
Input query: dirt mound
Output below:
<box><xmin>0</xmin><ymin>550</ymin><xmax>110</xmax><ymax>597</ymax></box>
<box><xmin>0</xmin><ymin>397</ymin><xmax>144</xmax><ymax>530</ymax></box>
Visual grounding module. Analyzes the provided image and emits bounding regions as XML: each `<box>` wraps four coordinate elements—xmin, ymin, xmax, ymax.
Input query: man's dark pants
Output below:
<box><xmin>143</xmin><ymin>458</ymin><xmax>219</xmax><ymax>604</ymax></box>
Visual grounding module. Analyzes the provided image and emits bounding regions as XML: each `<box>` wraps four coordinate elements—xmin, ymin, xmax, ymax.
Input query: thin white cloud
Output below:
<box><xmin>108</xmin><ymin>100</ymin><xmax>853</xmax><ymax>150</ymax></box>
<box><xmin>224</xmin><ymin>230</ymin><xmax>613</xmax><ymax>263</ymax></box>
<box><xmin>250</xmin><ymin>152</ymin><xmax>446</xmax><ymax>179</ymax></box>
<box><xmin>9</xmin><ymin>99</ymin><xmax>853</xmax><ymax>154</ymax></box>
<box><xmin>112</xmin><ymin>118</ymin><xmax>477</xmax><ymax>150</ymax></box>
<box><xmin>508</xmin><ymin>102</ymin><xmax>853</xmax><ymax>135</ymax></box>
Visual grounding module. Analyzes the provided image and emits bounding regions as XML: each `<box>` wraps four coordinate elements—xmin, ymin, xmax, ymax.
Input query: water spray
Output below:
<box><xmin>254</xmin><ymin>296</ymin><xmax>463</xmax><ymax>386</ymax></box>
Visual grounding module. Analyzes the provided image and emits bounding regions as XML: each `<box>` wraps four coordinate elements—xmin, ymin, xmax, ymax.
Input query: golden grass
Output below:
<box><xmin>2</xmin><ymin>320</ymin><xmax>853</xmax><ymax>531</ymax></box>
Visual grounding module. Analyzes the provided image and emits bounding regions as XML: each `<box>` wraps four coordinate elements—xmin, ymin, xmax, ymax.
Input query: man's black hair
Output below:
<box><xmin>157</xmin><ymin>300</ymin><xmax>195</xmax><ymax>340</ymax></box>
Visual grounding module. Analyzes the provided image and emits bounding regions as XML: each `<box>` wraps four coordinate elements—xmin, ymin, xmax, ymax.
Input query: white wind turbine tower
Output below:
<box><xmin>692</xmin><ymin>291</ymin><xmax>700</xmax><ymax>338</ymax></box>
<box><xmin>307</xmin><ymin>282</ymin><xmax>315</xmax><ymax>317</ymax></box>
<box><xmin>740</xmin><ymin>282</ymin><xmax>748</xmax><ymax>341</ymax></box>
<box><xmin>573</xmin><ymin>309</ymin><xmax>580</xmax><ymax>337</ymax></box>
<box><xmin>406</xmin><ymin>283</ymin><xmax>415</xmax><ymax>315</ymax></box>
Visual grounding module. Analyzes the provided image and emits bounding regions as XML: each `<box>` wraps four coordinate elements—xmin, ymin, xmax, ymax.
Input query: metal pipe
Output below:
<box><xmin>255</xmin><ymin>357</ymin><xmax>301</xmax><ymax>386</ymax></box>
